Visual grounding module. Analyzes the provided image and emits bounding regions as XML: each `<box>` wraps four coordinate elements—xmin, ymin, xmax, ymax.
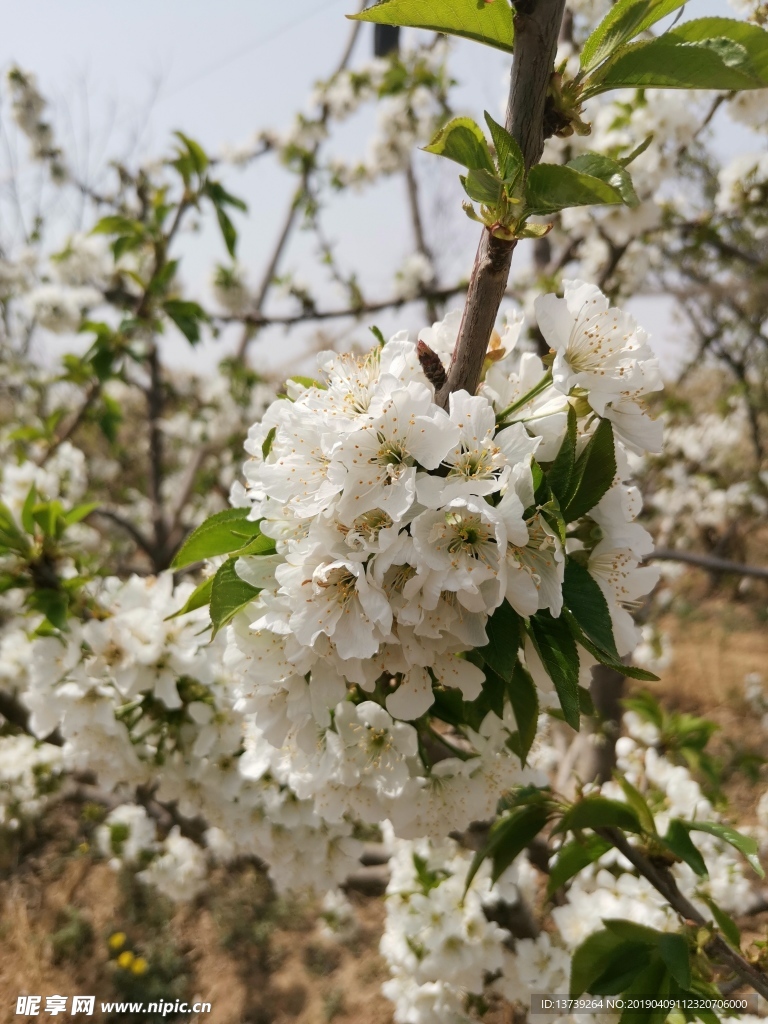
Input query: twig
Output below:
<box><xmin>37</xmin><ymin>380</ymin><xmax>101</xmax><ymax>466</ymax></box>
<box><xmin>220</xmin><ymin>283</ymin><xmax>469</xmax><ymax>330</ymax></box>
<box><xmin>89</xmin><ymin>508</ymin><xmax>156</xmax><ymax>560</ymax></box>
<box><xmin>647</xmin><ymin>548</ymin><xmax>768</xmax><ymax>581</ymax></box>
<box><xmin>235</xmin><ymin>5</ymin><xmax>365</xmax><ymax>361</ymax></box>
<box><xmin>596</xmin><ymin>826</ymin><xmax>768</xmax><ymax>1000</ymax></box>
<box><xmin>435</xmin><ymin>0</ymin><xmax>567</xmax><ymax>407</ymax></box>
<box><xmin>404</xmin><ymin>158</ymin><xmax>439</xmax><ymax>324</ymax></box>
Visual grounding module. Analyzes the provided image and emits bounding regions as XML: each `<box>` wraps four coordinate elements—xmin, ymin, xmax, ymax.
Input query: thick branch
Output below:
<box><xmin>435</xmin><ymin>0</ymin><xmax>566</xmax><ymax>406</ymax></box>
<box><xmin>597</xmin><ymin>826</ymin><xmax>768</xmax><ymax>1000</ymax></box>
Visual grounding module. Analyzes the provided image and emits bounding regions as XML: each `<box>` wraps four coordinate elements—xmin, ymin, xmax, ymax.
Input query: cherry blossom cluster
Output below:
<box><xmin>378</xmin><ymin>710</ymin><xmax>760</xmax><ymax>1024</ymax></box>
<box><xmin>224</xmin><ymin>282</ymin><xmax>662</xmax><ymax>832</ymax></box>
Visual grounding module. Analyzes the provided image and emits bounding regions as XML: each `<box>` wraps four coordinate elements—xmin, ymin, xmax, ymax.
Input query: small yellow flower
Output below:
<box><xmin>117</xmin><ymin>950</ymin><xmax>135</xmax><ymax>970</ymax></box>
<box><xmin>108</xmin><ymin>932</ymin><xmax>127</xmax><ymax>951</ymax></box>
<box><xmin>131</xmin><ymin>957</ymin><xmax>149</xmax><ymax>976</ymax></box>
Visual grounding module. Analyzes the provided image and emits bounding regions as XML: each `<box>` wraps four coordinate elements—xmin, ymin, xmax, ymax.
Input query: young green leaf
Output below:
<box><xmin>563</xmin><ymin>559</ymin><xmax>620</xmax><ymax>661</ymax></box>
<box><xmin>479</xmin><ymin>600</ymin><xmax>521</xmax><ymax>682</ymax></box>
<box><xmin>349</xmin><ymin>0</ymin><xmax>514</xmax><ymax>53</ymax></box>
<box><xmin>484</xmin><ymin>112</ymin><xmax>523</xmax><ymax>182</ymax></box>
<box><xmin>580</xmin><ymin>0</ymin><xmax>689</xmax><ymax>74</ymax></box>
<box><xmin>507</xmin><ymin>662</ymin><xmax>539</xmax><ymax>766</ymax></box>
<box><xmin>215</xmin><ymin>206</ymin><xmax>238</xmax><ymax>258</ymax></box>
<box><xmin>571</xmin><ymin>928</ymin><xmax>650</xmax><ymax>996</ymax></box>
<box><xmin>617</xmin><ymin>776</ymin><xmax>657</xmax><ymax>834</ymax></box>
<box><xmin>563</xmin><ymin>609</ymin><xmax>659</xmax><ymax>681</ymax></box>
<box><xmin>163</xmin><ymin>300</ymin><xmax>209</xmax><ymax>345</ymax></box>
<box><xmin>586</xmin><ymin>27</ymin><xmax>768</xmax><ymax>97</ymax></box>
<box><xmin>698</xmin><ymin>894</ymin><xmax>741</xmax><ymax>949</ymax></box>
<box><xmin>556</xmin><ymin>796</ymin><xmax>644</xmax><ymax>836</ymax></box>
<box><xmin>171</xmin><ymin>508</ymin><xmax>263</xmax><ymax>569</ymax></box>
<box><xmin>663</xmin><ymin>819</ymin><xmax>708</xmax><ymax>877</ymax></box>
<box><xmin>524</xmin><ymin>164</ymin><xmax>625</xmax><ymax>217</ymax></box>
<box><xmin>681</xmin><ymin>820</ymin><xmax>765</xmax><ymax>878</ymax></box>
<box><xmin>210</xmin><ymin>558</ymin><xmax>261</xmax><ymax>637</ymax></box>
<box><xmin>165</xmin><ymin>576</ymin><xmax>214</xmax><ymax>621</ymax></box>
<box><xmin>547</xmin><ymin>834</ymin><xmax>612</xmax><ymax>897</ymax></box>
<box><xmin>567</xmin><ymin>153</ymin><xmax>640</xmax><ymax>208</ymax></box>
<box><xmin>28</xmin><ymin>588</ymin><xmax>69</xmax><ymax>631</ymax></box>
<box><xmin>545</xmin><ymin>406</ymin><xmax>577</xmax><ymax>502</ymax></box>
<box><xmin>174</xmin><ymin>131</ymin><xmax>209</xmax><ymax>174</ymax></box>
<box><xmin>424</xmin><ymin>117</ymin><xmax>495</xmax><ymax>172</ymax></box>
<box><xmin>671</xmin><ymin>17</ymin><xmax>768</xmax><ymax>80</ymax></box>
<box><xmin>561</xmin><ymin>418</ymin><xmax>617</xmax><ymax>523</ymax></box>
<box><xmin>464</xmin><ymin>803</ymin><xmax>551</xmax><ymax>895</ymax></box>
<box><xmin>527</xmin><ymin>611</ymin><xmax>581</xmax><ymax>730</ymax></box>
<box><xmin>461</xmin><ymin>168</ymin><xmax>504</xmax><ymax>206</ymax></box>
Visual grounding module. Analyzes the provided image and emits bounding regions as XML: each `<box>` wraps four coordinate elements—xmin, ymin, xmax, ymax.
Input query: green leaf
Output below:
<box><xmin>484</xmin><ymin>111</ymin><xmax>523</xmax><ymax>182</ymax></box>
<box><xmin>215</xmin><ymin>206</ymin><xmax>237</xmax><ymax>258</ymax></box>
<box><xmin>174</xmin><ymin>131</ymin><xmax>209</xmax><ymax>174</ymax></box>
<box><xmin>546</xmin><ymin>406</ymin><xmax>576</xmax><ymax>502</ymax></box>
<box><xmin>507</xmin><ymin>662</ymin><xmax>539</xmax><ymax>766</ymax></box>
<box><xmin>580</xmin><ymin>0</ymin><xmax>689</xmax><ymax>74</ymax></box>
<box><xmin>479</xmin><ymin>600</ymin><xmax>521</xmax><ymax>682</ymax></box>
<box><xmin>606</xmin><ymin>921</ymin><xmax>692</xmax><ymax>991</ymax></box>
<box><xmin>547</xmin><ymin>834</ymin><xmax>612</xmax><ymax>897</ymax></box>
<box><xmin>619</xmin><ymin>958</ymin><xmax>670</xmax><ymax>1024</ymax></box>
<box><xmin>567</xmin><ymin>153</ymin><xmax>639</xmax><ymax>208</ymax></box>
<box><xmin>527</xmin><ymin>611</ymin><xmax>581</xmax><ymax>730</ymax></box>
<box><xmin>204</xmin><ymin>180</ymin><xmax>247</xmax><ymax>212</ymax></box>
<box><xmin>556</xmin><ymin>796</ymin><xmax>644</xmax><ymax>836</ymax></box>
<box><xmin>96</xmin><ymin>393</ymin><xmax>122</xmax><ymax>445</ymax></box>
<box><xmin>63</xmin><ymin>502</ymin><xmax>99</xmax><ymax>527</ymax></box>
<box><xmin>262</xmin><ymin>426</ymin><xmax>277</xmax><ymax>460</ymax></box>
<box><xmin>656</xmin><ymin>932</ymin><xmax>691</xmax><ymax>990</ymax></box>
<box><xmin>663</xmin><ymin>819</ymin><xmax>708</xmax><ymax>877</ymax></box>
<box><xmin>563</xmin><ymin>559</ymin><xmax>620</xmax><ymax>660</ymax></box>
<box><xmin>165</xmin><ymin>576</ymin><xmax>214</xmax><ymax>621</ymax></box>
<box><xmin>210</xmin><ymin>558</ymin><xmax>261</xmax><ymax>637</ymax></box>
<box><xmin>464</xmin><ymin>803</ymin><xmax>551</xmax><ymax>895</ymax></box>
<box><xmin>670</xmin><ymin>16</ymin><xmax>768</xmax><ymax>81</ymax></box>
<box><xmin>698</xmin><ymin>894</ymin><xmax>741</xmax><ymax>949</ymax></box>
<box><xmin>21</xmin><ymin>485</ymin><xmax>37</xmax><ymax>535</ymax></box>
<box><xmin>461</xmin><ymin>168</ymin><xmax>504</xmax><ymax>206</ymax></box>
<box><xmin>681</xmin><ymin>820</ymin><xmax>765</xmax><ymax>878</ymax></box>
<box><xmin>91</xmin><ymin>215</ymin><xmax>145</xmax><ymax>237</ymax></box>
<box><xmin>587</xmin><ymin>23</ymin><xmax>768</xmax><ymax>96</ymax></box>
<box><xmin>27</xmin><ymin>588</ymin><xmax>69</xmax><ymax>631</ymax></box>
<box><xmin>571</xmin><ymin>929</ymin><xmax>649</xmax><ymax>996</ymax></box>
<box><xmin>423</xmin><ymin>117</ymin><xmax>495</xmax><ymax>172</ymax></box>
<box><xmin>563</xmin><ymin>609</ymin><xmax>659</xmax><ymax>681</ymax></box>
<box><xmin>561</xmin><ymin>418</ymin><xmax>617</xmax><ymax>523</ymax></box>
<box><xmin>617</xmin><ymin>776</ymin><xmax>657</xmax><ymax>834</ymax></box>
<box><xmin>171</xmin><ymin>508</ymin><xmax>263</xmax><ymax>569</ymax></box>
<box><xmin>163</xmin><ymin>300</ymin><xmax>209</xmax><ymax>345</ymax></box>
<box><xmin>619</xmin><ymin>133</ymin><xmax>654</xmax><ymax>168</ymax></box>
<box><xmin>349</xmin><ymin>0</ymin><xmax>514</xmax><ymax>53</ymax></box>
<box><xmin>524</xmin><ymin>164</ymin><xmax>624</xmax><ymax>217</ymax></box>
<box><xmin>148</xmin><ymin>259</ymin><xmax>179</xmax><ymax>297</ymax></box>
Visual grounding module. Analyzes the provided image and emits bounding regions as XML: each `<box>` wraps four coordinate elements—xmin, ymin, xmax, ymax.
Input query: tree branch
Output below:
<box><xmin>435</xmin><ymin>0</ymin><xmax>567</xmax><ymax>407</ymax></box>
<box><xmin>647</xmin><ymin>548</ymin><xmax>768</xmax><ymax>581</ymax></box>
<box><xmin>219</xmin><ymin>283</ymin><xmax>469</xmax><ymax>331</ymax></box>
<box><xmin>235</xmin><ymin>5</ymin><xmax>365</xmax><ymax>361</ymax></box>
<box><xmin>404</xmin><ymin>158</ymin><xmax>439</xmax><ymax>324</ymax></box>
<box><xmin>597</xmin><ymin>826</ymin><xmax>768</xmax><ymax>1000</ymax></box>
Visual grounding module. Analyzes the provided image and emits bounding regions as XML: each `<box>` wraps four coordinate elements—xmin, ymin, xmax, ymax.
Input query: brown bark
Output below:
<box><xmin>435</xmin><ymin>0</ymin><xmax>568</xmax><ymax>407</ymax></box>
